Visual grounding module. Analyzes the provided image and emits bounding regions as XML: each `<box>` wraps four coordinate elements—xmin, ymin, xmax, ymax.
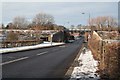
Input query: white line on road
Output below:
<box><xmin>0</xmin><ymin>57</ymin><xmax>29</xmax><ymax>66</ymax></box>
<box><xmin>37</xmin><ymin>51</ymin><xmax>48</xmax><ymax>56</ymax></box>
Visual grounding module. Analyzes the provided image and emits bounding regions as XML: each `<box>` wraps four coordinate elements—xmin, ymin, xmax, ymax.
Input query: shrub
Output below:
<box><xmin>6</xmin><ymin>31</ymin><xmax>19</xmax><ymax>41</ymax></box>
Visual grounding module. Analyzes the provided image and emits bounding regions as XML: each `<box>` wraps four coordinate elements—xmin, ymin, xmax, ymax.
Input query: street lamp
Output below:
<box><xmin>81</xmin><ymin>12</ymin><xmax>91</xmax><ymax>27</ymax></box>
<box><xmin>81</xmin><ymin>12</ymin><xmax>91</xmax><ymax>43</ymax></box>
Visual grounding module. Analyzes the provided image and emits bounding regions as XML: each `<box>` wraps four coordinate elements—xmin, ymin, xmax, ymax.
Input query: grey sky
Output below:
<box><xmin>2</xmin><ymin>2</ymin><xmax>118</xmax><ymax>27</ymax></box>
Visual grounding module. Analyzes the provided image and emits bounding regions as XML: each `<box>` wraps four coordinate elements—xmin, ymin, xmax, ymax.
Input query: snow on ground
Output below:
<box><xmin>0</xmin><ymin>41</ymin><xmax>65</xmax><ymax>54</ymax></box>
<box><xmin>70</xmin><ymin>47</ymin><xmax>100</xmax><ymax>80</ymax></box>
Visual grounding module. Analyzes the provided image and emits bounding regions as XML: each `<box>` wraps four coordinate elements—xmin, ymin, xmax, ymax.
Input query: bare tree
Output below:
<box><xmin>89</xmin><ymin>16</ymin><xmax>117</xmax><ymax>31</ymax></box>
<box><xmin>6</xmin><ymin>23</ymin><xmax>15</xmax><ymax>29</ymax></box>
<box><xmin>106</xmin><ymin>16</ymin><xmax>118</xmax><ymax>30</ymax></box>
<box><xmin>33</xmin><ymin>12</ymin><xmax>54</xmax><ymax>26</ymax></box>
<box><xmin>12</xmin><ymin>16</ymin><xmax>28</xmax><ymax>29</ymax></box>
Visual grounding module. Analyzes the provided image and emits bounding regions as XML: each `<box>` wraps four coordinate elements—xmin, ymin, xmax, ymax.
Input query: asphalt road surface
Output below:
<box><xmin>2</xmin><ymin>37</ymin><xmax>84</xmax><ymax>80</ymax></box>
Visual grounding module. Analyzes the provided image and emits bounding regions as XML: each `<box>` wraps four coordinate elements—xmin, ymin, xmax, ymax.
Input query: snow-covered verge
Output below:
<box><xmin>0</xmin><ymin>42</ymin><xmax>65</xmax><ymax>54</ymax></box>
<box><xmin>70</xmin><ymin>47</ymin><xmax>100</xmax><ymax>80</ymax></box>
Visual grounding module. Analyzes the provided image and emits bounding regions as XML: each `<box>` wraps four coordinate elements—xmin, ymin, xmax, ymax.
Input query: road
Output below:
<box><xmin>2</xmin><ymin>37</ymin><xmax>84</xmax><ymax>80</ymax></box>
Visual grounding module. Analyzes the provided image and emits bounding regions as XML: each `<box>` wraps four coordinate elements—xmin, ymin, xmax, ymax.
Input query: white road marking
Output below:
<box><xmin>37</xmin><ymin>51</ymin><xmax>48</xmax><ymax>56</ymax></box>
<box><xmin>0</xmin><ymin>57</ymin><xmax>29</xmax><ymax>66</ymax></box>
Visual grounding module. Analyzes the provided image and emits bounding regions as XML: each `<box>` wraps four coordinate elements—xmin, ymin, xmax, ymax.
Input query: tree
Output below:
<box><xmin>89</xmin><ymin>16</ymin><xmax>117</xmax><ymax>31</ymax></box>
<box><xmin>53</xmin><ymin>24</ymin><xmax>59</xmax><ymax>30</ymax></box>
<box><xmin>12</xmin><ymin>16</ymin><xmax>28</xmax><ymax>29</ymax></box>
<box><xmin>106</xmin><ymin>16</ymin><xmax>118</xmax><ymax>31</ymax></box>
<box><xmin>6</xmin><ymin>23</ymin><xmax>15</xmax><ymax>29</ymax></box>
<box><xmin>33</xmin><ymin>12</ymin><xmax>54</xmax><ymax>26</ymax></box>
<box><xmin>58</xmin><ymin>25</ymin><xmax>65</xmax><ymax>31</ymax></box>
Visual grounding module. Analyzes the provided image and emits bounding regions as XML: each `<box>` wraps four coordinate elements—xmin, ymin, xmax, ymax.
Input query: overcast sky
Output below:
<box><xmin>1</xmin><ymin>2</ymin><xmax>118</xmax><ymax>27</ymax></box>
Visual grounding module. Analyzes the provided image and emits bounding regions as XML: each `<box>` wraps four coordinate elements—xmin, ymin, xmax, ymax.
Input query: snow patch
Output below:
<box><xmin>0</xmin><ymin>42</ymin><xmax>65</xmax><ymax>54</ymax></box>
<box><xmin>70</xmin><ymin>47</ymin><xmax>100</xmax><ymax>80</ymax></box>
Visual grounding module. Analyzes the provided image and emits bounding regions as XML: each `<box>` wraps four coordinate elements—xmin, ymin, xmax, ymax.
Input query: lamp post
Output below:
<box><xmin>81</xmin><ymin>12</ymin><xmax>91</xmax><ymax>28</ymax></box>
<box><xmin>81</xmin><ymin>12</ymin><xmax>91</xmax><ymax>41</ymax></box>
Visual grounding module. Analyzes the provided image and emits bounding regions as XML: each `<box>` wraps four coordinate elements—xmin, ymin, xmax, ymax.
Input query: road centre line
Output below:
<box><xmin>37</xmin><ymin>51</ymin><xmax>48</xmax><ymax>56</ymax></box>
<box><xmin>1</xmin><ymin>57</ymin><xmax>29</xmax><ymax>66</ymax></box>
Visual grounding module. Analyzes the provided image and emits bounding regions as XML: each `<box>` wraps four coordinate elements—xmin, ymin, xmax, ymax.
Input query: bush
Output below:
<box><xmin>6</xmin><ymin>31</ymin><xmax>19</xmax><ymax>41</ymax></box>
<box><xmin>104</xmin><ymin>42</ymin><xmax>120</xmax><ymax>79</ymax></box>
<box><xmin>88</xmin><ymin>31</ymin><xmax>120</xmax><ymax>79</ymax></box>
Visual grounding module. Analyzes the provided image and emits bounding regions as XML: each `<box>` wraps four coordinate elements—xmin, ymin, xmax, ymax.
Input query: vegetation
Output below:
<box><xmin>12</xmin><ymin>16</ymin><xmax>29</xmax><ymax>29</ymax></box>
<box><xmin>6</xmin><ymin>31</ymin><xmax>19</xmax><ymax>41</ymax></box>
<box><xmin>97</xmin><ymin>31</ymin><xmax>120</xmax><ymax>40</ymax></box>
<box><xmin>5</xmin><ymin>12</ymin><xmax>62</xmax><ymax>30</ymax></box>
<box><xmin>88</xmin><ymin>31</ymin><xmax>120</xmax><ymax>79</ymax></box>
<box><xmin>89</xmin><ymin>16</ymin><xmax>118</xmax><ymax>31</ymax></box>
<box><xmin>88</xmin><ymin>31</ymin><xmax>101</xmax><ymax>61</ymax></box>
<box><xmin>33</xmin><ymin>12</ymin><xmax>54</xmax><ymax>26</ymax></box>
<box><xmin>104</xmin><ymin>42</ymin><xmax>120</xmax><ymax>79</ymax></box>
